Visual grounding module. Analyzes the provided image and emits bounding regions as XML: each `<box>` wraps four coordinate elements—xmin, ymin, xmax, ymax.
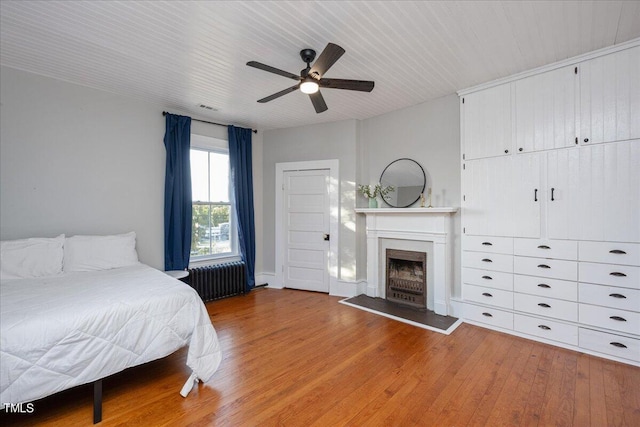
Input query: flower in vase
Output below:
<box><xmin>357</xmin><ymin>183</ymin><xmax>395</xmax><ymax>199</ymax></box>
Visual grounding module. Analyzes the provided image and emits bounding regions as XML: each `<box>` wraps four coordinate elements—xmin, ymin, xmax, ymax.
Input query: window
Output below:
<box><xmin>190</xmin><ymin>136</ymin><xmax>236</xmax><ymax>260</ymax></box>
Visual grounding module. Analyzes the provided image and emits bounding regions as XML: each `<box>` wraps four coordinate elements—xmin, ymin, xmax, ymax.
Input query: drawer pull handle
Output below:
<box><xmin>538</xmin><ymin>325</ymin><xmax>551</xmax><ymax>330</ymax></box>
<box><xmin>482</xmin><ymin>292</ymin><xmax>493</xmax><ymax>297</ymax></box>
<box><xmin>610</xmin><ymin>342</ymin><xmax>627</xmax><ymax>349</ymax></box>
<box><xmin>537</xmin><ymin>284</ymin><xmax>551</xmax><ymax>289</ymax></box>
<box><xmin>537</xmin><ymin>303</ymin><xmax>551</xmax><ymax>308</ymax></box>
<box><xmin>537</xmin><ymin>245</ymin><xmax>551</xmax><ymax>249</ymax></box>
<box><xmin>538</xmin><ymin>264</ymin><xmax>551</xmax><ymax>269</ymax></box>
<box><xmin>609</xmin><ymin>293</ymin><xmax>627</xmax><ymax>299</ymax></box>
<box><xmin>481</xmin><ymin>275</ymin><xmax>493</xmax><ymax>280</ymax></box>
<box><xmin>609</xmin><ymin>249</ymin><xmax>627</xmax><ymax>255</ymax></box>
<box><xmin>609</xmin><ymin>316</ymin><xmax>627</xmax><ymax>322</ymax></box>
<box><xmin>481</xmin><ymin>242</ymin><xmax>493</xmax><ymax>246</ymax></box>
<box><xmin>482</xmin><ymin>258</ymin><xmax>493</xmax><ymax>263</ymax></box>
<box><xmin>482</xmin><ymin>312</ymin><xmax>493</xmax><ymax>317</ymax></box>
<box><xmin>610</xmin><ymin>272</ymin><xmax>627</xmax><ymax>277</ymax></box>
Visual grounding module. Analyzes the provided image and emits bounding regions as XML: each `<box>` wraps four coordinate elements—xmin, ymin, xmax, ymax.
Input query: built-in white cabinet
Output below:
<box><xmin>579</xmin><ymin>46</ymin><xmax>640</xmax><ymax>145</ymax></box>
<box><xmin>573</xmin><ymin>141</ymin><xmax>640</xmax><ymax>242</ymax></box>
<box><xmin>548</xmin><ymin>140</ymin><xmax>640</xmax><ymax>242</ymax></box>
<box><xmin>464</xmin><ymin>140</ymin><xmax>639</xmax><ymax>242</ymax></box>
<box><xmin>511</xmin><ymin>153</ymin><xmax>542</xmax><ymax>238</ymax></box>
<box><xmin>515</xmin><ymin>65</ymin><xmax>577</xmax><ymax>153</ymax></box>
<box><xmin>460</xmin><ymin>42</ymin><xmax>640</xmax><ymax>366</ymax></box>
<box><xmin>461</xmin><ymin>82</ymin><xmax>513</xmax><ymax>160</ymax></box>
<box><xmin>462</xmin><ymin>156</ymin><xmax>514</xmax><ymax>236</ymax></box>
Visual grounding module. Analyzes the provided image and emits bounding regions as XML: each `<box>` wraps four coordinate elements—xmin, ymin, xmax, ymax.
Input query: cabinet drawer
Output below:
<box><xmin>463</xmin><ymin>251</ymin><xmax>513</xmax><ymax>273</ymax></box>
<box><xmin>514</xmin><ymin>238</ymin><xmax>577</xmax><ymax>260</ymax></box>
<box><xmin>514</xmin><ymin>293</ymin><xmax>578</xmax><ymax>322</ymax></box>
<box><xmin>579</xmin><ymin>304</ymin><xmax>640</xmax><ymax>335</ymax></box>
<box><xmin>579</xmin><ymin>263</ymin><xmax>640</xmax><ymax>289</ymax></box>
<box><xmin>514</xmin><ymin>257</ymin><xmax>577</xmax><ymax>281</ymax></box>
<box><xmin>463</xmin><ymin>268</ymin><xmax>513</xmax><ymax>291</ymax></box>
<box><xmin>464</xmin><ymin>284</ymin><xmax>513</xmax><ymax>309</ymax></box>
<box><xmin>514</xmin><ymin>275</ymin><xmax>577</xmax><ymax>301</ymax></box>
<box><xmin>514</xmin><ymin>314</ymin><xmax>578</xmax><ymax>346</ymax></box>
<box><xmin>464</xmin><ymin>303</ymin><xmax>513</xmax><ymax>330</ymax></box>
<box><xmin>579</xmin><ymin>241</ymin><xmax>640</xmax><ymax>266</ymax></box>
<box><xmin>579</xmin><ymin>328</ymin><xmax>640</xmax><ymax>363</ymax></box>
<box><xmin>464</xmin><ymin>236</ymin><xmax>513</xmax><ymax>254</ymax></box>
<box><xmin>579</xmin><ymin>283</ymin><xmax>640</xmax><ymax>312</ymax></box>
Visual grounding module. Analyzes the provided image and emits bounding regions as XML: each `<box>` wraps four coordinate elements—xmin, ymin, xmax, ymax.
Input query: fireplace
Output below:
<box><xmin>386</xmin><ymin>249</ymin><xmax>427</xmax><ymax>308</ymax></box>
<box><xmin>355</xmin><ymin>207</ymin><xmax>457</xmax><ymax>316</ymax></box>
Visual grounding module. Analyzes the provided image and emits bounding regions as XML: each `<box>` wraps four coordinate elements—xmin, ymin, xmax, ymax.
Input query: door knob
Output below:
<box><xmin>323</xmin><ymin>234</ymin><xmax>330</xmax><ymax>241</ymax></box>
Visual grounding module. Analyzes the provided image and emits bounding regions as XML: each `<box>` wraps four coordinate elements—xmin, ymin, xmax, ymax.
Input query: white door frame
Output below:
<box><xmin>275</xmin><ymin>159</ymin><xmax>339</xmax><ymax>293</ymax></box>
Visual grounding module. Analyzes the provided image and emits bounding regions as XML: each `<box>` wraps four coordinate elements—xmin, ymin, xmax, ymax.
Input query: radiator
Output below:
<box><xmin>188</xmin><ymin>261</ymin><xmax>246</xmax><ymax>302</ymax></box>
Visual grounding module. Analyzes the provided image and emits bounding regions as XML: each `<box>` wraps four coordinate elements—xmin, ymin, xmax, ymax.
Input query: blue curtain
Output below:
<box><xmin>163</xmin><ymin>113</ymin><xmax>192</xmax><ymax>271</ymax></box>
<box><xmin>228</xmin><ymin>125</ymin><xmax>256</xmax><ymax>291</ymax></box>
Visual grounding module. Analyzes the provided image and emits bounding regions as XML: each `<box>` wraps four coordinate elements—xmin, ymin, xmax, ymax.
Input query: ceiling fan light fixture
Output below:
<box><xmin>300</xmin><ymin>79</ymin><xmax>319</xmax><ymax>94</ymax></box>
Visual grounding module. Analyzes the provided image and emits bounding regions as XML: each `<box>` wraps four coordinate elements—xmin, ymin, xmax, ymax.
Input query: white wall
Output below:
<box><xmin>359</xmin><ymin>94</ymin><xmax>462</xmax><ymax>296</ymax></box>
<box><xmin>0</xmin><ymin>66</ymin><xmax>166</xmax><ymax>268</ymax></box>
<box><xmin>262</xmin><ymin>119</ymin><xmax>359</xmax><ymax>282</ymax></box>
<box><xmin>261</xmin><ymin>96</ymin><xmax>461</xmax><ymax>297</ymax></box>
<box><xmin>0</xmin><ymin>66</ymin><xmax>264</xmax><ymax>275</ymax></box>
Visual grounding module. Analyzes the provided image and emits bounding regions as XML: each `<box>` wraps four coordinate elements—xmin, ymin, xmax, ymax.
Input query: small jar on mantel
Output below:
<box><xmin>368</xmin><ymin>198</ymin><xmax>378</xmax><ymax>208</ymax></box>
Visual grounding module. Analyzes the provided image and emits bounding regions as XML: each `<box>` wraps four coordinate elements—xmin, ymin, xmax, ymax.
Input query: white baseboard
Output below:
<box><xmin>448</xmin><ymin>297</ymin><xmax>464</xmax><ymax>318</ymax></box>
<box><xmin>330</xmin><ymin>279</ymin><xmax>367</xmax><ymax>298</ymax></box>
<box><xmin>256</xmin><ymin>272</ymin><xmax>279</xmax><ymax>288</ymax></box>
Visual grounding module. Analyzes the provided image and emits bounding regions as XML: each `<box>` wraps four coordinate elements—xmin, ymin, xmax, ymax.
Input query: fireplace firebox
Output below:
<box><xmin>385</xmin><ymin>249</ymin><xmax>427</xmax><ymax>308</ymax></box>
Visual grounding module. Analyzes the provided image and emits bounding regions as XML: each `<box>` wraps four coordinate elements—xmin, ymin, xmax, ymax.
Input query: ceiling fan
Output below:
<box><xmin>246</xmin><ymin>43</ymin><xmax>375</xmax><ymax>113</ymax></box>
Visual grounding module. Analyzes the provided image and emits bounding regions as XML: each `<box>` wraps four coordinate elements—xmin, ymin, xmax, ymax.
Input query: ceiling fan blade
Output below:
<box><xmin>247</xmin><ymin>61</ymin><xmax>301</xmax><ymax>81</ymax></box>
<box><xmin>309</xmin><ymin>91</ymin><xmax>328</xmax><ymax>113</ymax></box>
<box><xmin>257</xmin><ymin>85</ymin><xmax>300</xmax><ymax>103</ymax></box>
<box><xmin>319</xmin><ymin>78</ymin><xmax>375</xmax><ymax>92</ymax></box>
<box><xmin>309</xmin><ymin>43</ymin><xmax>345</xmax><ymax>78</ymax></box>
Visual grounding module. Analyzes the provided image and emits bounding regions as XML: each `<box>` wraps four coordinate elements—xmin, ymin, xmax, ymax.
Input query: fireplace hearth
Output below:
<box><xmin>386</xmin><ymin>249</ymin><xmax>427</xmax><ymax>308</ymax></box>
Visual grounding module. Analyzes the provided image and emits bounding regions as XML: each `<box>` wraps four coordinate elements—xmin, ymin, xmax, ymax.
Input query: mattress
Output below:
<box><xmin>0</xmin><ymin>263</ymin><xmax>222</xmax><ymax>404</ymax></box>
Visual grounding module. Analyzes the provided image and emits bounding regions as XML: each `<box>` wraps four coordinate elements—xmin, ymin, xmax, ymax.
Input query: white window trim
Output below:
<box><xmin>189</xmin><ymin>135</ymin><xmax>239</xmax><ymax>266</ymax></box>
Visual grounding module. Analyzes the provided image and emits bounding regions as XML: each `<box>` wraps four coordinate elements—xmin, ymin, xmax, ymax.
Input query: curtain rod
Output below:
<box><xmin>162</xmin><ymin>111</ymin><xmax>257</xmax><ymax>134</ymax></box>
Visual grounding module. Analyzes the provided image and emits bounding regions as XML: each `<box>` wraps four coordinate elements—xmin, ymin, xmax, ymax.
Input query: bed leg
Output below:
<box><xmin>93</xmin><ymin>379</ymin><xmax>102</xmax><ymax>424</ymax></box>
<box><xmin>180</xmin><ymin>372</ymin><xmax>199</xmax><ymax>398</ymax></box>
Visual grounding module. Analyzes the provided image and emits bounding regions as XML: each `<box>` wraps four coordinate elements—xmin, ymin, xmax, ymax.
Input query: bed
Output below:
<box><xmin>0</xmin><ymin>233</ymin><xmax>222</xmax><ymax>422</ymax></box>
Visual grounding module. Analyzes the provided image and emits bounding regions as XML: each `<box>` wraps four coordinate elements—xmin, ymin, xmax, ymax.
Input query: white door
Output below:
<box><xmin>573</xmin><ymin>141</ymin><xmax>640</xmax><ymax>243</ymax></box>
<box><xmin>462</xmin><ymin>82</ymin><xmax>513</xmax><ymax>160</ymax></box>
<box><xmin>512</xmin><ymin>152</ymin><xmax>542</xmax><ymax>238</ymax></box>
<box><xmin>546</xmin><ymin>148</ymin><xmax>583</xmax><ymax>240</ymax></box>
<box><xmin>515</xmin><ymin>65</ymin><xmax>577</xmax><ymax>153</ymax></box>
<box><xmin>282</xmin><ymin>169</ymin><xmax>330</xmax><ymax>292</ymax></box>
<box><xmin>462</xmin><ymin>156</ymin><xmax>514</xmax><ymax>237</ymax></box>
<box><xmin>579</xmin><ymin>46</ymin><xmax>640</xmax><ymax>145</ymax></box>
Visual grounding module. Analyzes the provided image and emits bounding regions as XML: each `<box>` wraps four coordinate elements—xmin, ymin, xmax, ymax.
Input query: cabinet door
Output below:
<box><xmin>547</xmin><ymin>149</ymin><xmax>583</xmax><ymax>240</ymax></box>
<box><xmin>463</xmin><ymin>156</ymin><xmax>514</xmax><ymax>236</ymax></box>
<box><xmin>547</xmin><ymin>141</ymin><xmax>640</xmax><ymax>242</ymax></box>
<box><xmin>512</xmin><ymin>153</ymin><xmax>542</xmax><ymax>238</ymax></box>
<box><xmin>574</xmin><ymin>141</ymin><xmax>640</xmax><ymax>242</ymax></box>
<box><xmin>515</xmin><ymin>65</ymin><xmax>577</xmax><ymax>153</ymax></box>
<box><xmin>462</xmin><ymin>83</ymin><xmax>513</xmax><ymax>160</ymax></box>
<box><xmin>580</xmin><ymin>46</ymin><xmax>640</xmax><ymax>145</ymax></box>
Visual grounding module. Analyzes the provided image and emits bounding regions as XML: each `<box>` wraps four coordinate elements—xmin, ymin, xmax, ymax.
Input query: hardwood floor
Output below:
<box><xmin>3</xmin><ymin>288</ymin><xmax>639</xmax><ymax>426</ymax></box>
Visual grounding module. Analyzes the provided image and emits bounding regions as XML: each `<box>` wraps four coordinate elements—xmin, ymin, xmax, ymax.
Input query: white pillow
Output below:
<box><xmin>64</xmin><ymin>232</ymin><xmax>139</xmax><ymax>272</ymax></box>
<box><xmin>1</xmin><ymin>234</ymin><xmax>65</xmax><ymax>280</ymax></box>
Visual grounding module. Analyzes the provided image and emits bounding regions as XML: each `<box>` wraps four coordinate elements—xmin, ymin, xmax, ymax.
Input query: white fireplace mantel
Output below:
<box><xmin>355</xmin><ymin>207</ymin><xmax>458</xmax><ymax>316</ymax></box>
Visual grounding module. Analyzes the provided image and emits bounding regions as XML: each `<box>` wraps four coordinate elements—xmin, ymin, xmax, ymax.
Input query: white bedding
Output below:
<box><xmin>0</xmin><ymin>263</ymin><xmax>222</xmax><ymax>404</ymax></box>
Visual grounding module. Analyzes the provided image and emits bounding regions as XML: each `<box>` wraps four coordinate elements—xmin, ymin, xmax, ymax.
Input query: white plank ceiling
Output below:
<box><xmin>1</xmin><ymin>1</ymin><xmax>639</xmax><ymax>131</ymax></box>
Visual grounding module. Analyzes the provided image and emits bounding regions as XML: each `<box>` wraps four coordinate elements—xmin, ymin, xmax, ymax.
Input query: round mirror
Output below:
<box><xmin>379</xmin><ymin>158</ymin><xmax>426</xmax><ymax>208</ymax></box>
